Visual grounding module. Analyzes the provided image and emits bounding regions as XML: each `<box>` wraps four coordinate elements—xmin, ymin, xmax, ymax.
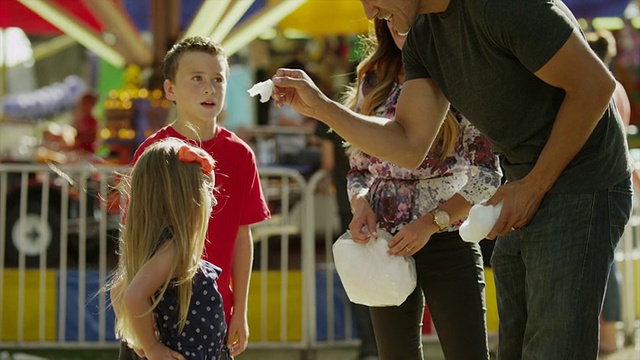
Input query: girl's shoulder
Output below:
<box><xmin>198</xmin><ymin>259</ymin><xmax>222</xmax><ymax>280</ymax></box>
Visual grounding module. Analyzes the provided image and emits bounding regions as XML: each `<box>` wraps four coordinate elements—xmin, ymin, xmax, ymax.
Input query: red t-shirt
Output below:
<box><xmin>132</xmin><ymin>125</ymin><xmax>271</xmax><ymax>322</ymax></box>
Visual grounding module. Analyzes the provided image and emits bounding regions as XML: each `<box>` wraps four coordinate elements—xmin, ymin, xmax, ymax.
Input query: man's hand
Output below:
<box><xmin>227</xmin><ymin>313</ymin><xmax>249</xmax><ymax>356</ymax></box>
<box><xmin>485</xmin><ymin>177</ymin><xmax>546</xmax><ymax>239</ymax></box>
<box><xmin>272</xmin><ymin>68</ymin><xmax>331</xmax><ymax>119</ymax></box>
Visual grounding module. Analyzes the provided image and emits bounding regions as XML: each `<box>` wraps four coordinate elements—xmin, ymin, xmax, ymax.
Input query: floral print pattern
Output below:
<box><xmin>347</xmin><ymin>79</ymin><xmax>502</xmax><ymax>234</ymax></box>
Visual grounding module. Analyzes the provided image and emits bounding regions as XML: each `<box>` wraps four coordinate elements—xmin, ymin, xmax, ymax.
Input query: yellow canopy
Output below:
<box><xmin>273</xmin><ymin>0</ymin><xmax>371</xmax><ymax>35</ymax></box>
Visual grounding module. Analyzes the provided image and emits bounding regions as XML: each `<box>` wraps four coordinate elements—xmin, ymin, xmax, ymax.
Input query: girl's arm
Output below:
<box><xmin>123</xmin><ymin>241</ymin><xmax>185</xmax><ymax>360</ymax></box>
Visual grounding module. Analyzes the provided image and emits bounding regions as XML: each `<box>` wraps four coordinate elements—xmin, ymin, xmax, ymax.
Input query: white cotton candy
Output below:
<box><xmin>247</xmin><ymin>79</ymin><xmax>274</xmax><ymax>103</ymax></box>
<box><xmin>459</xmin><ymin>201</ymin><xmax>503</xmax><ymax>243</ymax></box>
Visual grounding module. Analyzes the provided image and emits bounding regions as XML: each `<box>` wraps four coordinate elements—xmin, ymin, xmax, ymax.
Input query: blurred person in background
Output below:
<box><xmin>71</xmin><ymin>92</ymin><xmax>99</xmax><ymax>155</ymax></box>
<box><xmin>587</xmin><ymin>28</ymin><xmax>631</xmax><ymax>354</ymax></box>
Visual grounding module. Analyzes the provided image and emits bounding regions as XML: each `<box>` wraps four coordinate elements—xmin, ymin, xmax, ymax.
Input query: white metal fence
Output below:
<box><xmin>619</xmin><ymin>215</ymin><xmax>640</xmax><ymax>344</ymax></box>
<box><xmin>0</xmin><ymin>163</ymin><xmax>638</xmax><ymax>352</ymax></box>
<box><xmin>0</xmin><ymin>162</ymin><xmax>127</xmax><ymax>347</ymax></box>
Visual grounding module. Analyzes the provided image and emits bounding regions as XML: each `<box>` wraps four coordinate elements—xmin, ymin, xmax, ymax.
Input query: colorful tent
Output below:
<box><xmin>2</xmin><ymin>0</ymin><xmax>635</xmax><ymax>37</ymax></box>
<box><xmin>1</xmin><ymin>0</ymin><xmax>636</xmax><ymax>68</ymax></box>
<box><xmin>0</xmin><ymin>0</ymin><xmax>101</xmax><ymax>35</ymax></box>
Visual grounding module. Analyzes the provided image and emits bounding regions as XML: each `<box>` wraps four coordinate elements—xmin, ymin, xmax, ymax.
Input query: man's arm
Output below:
<box><xmin>487</xmin><ymin>29</ymin><xmax>616</xmax><ymax>237</ymax></box>
<box><xmin>273</xmin><ymin>70</ymin><xmax>449</xmax><ymax>168</ymax></box>
<box><xmin>228</xmin><ymin>224</ymin><xmax>253</xmax><ymax>356</ymax></box>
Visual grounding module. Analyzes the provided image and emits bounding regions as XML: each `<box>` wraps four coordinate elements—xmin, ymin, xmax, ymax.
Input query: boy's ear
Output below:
<box><xmin>163</xmin><ymin>79</ymin><xmax>175</xmax><ymax>101</ymax></box>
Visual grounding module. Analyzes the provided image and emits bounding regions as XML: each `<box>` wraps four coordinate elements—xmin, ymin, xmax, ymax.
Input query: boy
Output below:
<box><xmin>120</xmin><ymin>36</ymin><xmax>270</xmax><ymax>359</ymax></box>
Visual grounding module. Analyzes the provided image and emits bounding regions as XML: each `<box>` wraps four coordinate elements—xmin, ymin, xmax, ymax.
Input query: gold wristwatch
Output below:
<box><xmin>431</xmin><ymin>208</ymin><xmax>450</xmax><ymax>230</ymax></box>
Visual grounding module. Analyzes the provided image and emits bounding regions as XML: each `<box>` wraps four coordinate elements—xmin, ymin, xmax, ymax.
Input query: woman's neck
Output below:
<box><xmin>398</xmin><ymin>69</ymin><xmax>406</xmax><ymax>84</ymax></box>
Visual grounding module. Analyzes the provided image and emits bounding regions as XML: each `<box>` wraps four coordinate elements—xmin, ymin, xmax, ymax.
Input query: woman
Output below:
<box><xmin>345</xmin><ymin>19</ymin><xmax>502</xmax><ymax>359</ymax></box>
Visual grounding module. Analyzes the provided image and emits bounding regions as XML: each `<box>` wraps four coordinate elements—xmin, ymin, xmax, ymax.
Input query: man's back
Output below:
<box><xmin>403</xmin><ymin>0</ymin><xmax>631</xmax><ymax>193</ymax></box>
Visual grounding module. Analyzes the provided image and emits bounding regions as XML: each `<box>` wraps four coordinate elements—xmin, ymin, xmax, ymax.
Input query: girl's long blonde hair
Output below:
<box><xmin>108</xmin><ymin>138</ymin><xmax>216</xmax><ymax>347</ymax></box>
<box><xmin>343</xmin><ymin>19</ymin><xmax>459</xmax><ymax>160</ymax></box>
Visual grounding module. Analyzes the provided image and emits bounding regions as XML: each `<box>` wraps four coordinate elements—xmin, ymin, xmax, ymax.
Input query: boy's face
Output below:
<box><xmin>163</xmin><ymin>51</ymin><xmax>228</xmax><ymax>125</ymax></box>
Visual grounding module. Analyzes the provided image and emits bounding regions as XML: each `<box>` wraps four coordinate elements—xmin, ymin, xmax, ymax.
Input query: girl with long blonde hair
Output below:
<box><xmin>343</xmin><ymin>19</ymin><xmax>502</xmax><ymax>359</ymax></box>
<box><xmin>108</xmin><ymin>138</ymin><xmax>227</xmax><ymax>360</ymax></box>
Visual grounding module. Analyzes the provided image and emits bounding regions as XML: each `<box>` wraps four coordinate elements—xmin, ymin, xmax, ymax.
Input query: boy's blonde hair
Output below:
<box><xmin>342</xmin><ymin>19</ymin><xmax>459</xmax><ymax>160</ymax></box>
<box><xmin>109</xmin><ymin>138</ymin><xmax>216</xmax><ymax>347</ymax></box>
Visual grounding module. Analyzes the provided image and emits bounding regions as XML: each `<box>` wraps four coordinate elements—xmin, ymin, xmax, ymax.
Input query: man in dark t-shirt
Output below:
<box><xmin>271</xmin><ymin>1</ymin><xmax>632</xmax><ymax>358</ymax></box>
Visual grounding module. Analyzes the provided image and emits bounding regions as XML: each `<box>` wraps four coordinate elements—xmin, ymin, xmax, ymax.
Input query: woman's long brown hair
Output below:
<box><xmin>342</xmin><ymin>19</ymin><xmax>459</xmax><ymax>160</ymax></box>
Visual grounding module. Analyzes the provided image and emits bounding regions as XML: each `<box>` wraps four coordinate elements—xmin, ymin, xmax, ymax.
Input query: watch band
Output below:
<box><xmin>431</xmin><ymin>208</ymin><xmax>450</xmax><ymax>230</ymax></box>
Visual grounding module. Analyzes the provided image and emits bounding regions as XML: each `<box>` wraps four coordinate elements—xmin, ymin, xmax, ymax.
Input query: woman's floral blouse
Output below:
<box><xmin>347</xmin><ymin>78</ymin><xmax>503</xmax><ymax>234</ymax></box>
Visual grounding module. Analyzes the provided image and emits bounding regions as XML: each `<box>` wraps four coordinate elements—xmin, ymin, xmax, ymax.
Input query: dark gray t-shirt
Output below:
<box><xmin>403</xmin><ymin>0</ymin><xmax>632</xmax><ymax>193</ymax></box>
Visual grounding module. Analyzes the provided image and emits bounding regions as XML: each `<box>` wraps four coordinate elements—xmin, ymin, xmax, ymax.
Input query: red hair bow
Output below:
<box><xmin>178</xmin><ymin>146</ymin><xmax>214</xmax><ymax>174</ymax></box>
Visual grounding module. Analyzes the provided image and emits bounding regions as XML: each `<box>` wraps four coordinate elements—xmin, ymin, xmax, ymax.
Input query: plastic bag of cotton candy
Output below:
<box><xmin>459</xmin><ymin>201</ymin><xmax>503</xmax><ymax>243</ymax></box>
<box><xmin>332</xmin><ymin>228</ymin><xmax>417</xmax><ymax>307</ymax></box>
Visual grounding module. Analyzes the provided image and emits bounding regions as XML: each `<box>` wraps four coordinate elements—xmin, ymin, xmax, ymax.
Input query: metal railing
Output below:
<box><xmin>1</xmin><ymin>162</ymin><xmax>638</xmax><ymax>353</ymax></box>
<box><xmin>620</xmin><ymin>215</ymin><xmax>640</xmax><ymax>344</ymax></box>
<box><xmin>0</xmin><ymin>162</ymin><xmax>128</xmax><ymax>347</ymax></box>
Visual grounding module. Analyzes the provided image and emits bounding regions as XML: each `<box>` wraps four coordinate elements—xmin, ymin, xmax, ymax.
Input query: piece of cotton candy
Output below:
<box><xmin>459</xmin><ymin>201</ymin><xmax>503</xmax><ymax>243</ymax></box>
<box><xmin>247</xmin><ymin>79</ymin><xmax>274</xmax><ymax>103</ymax></box>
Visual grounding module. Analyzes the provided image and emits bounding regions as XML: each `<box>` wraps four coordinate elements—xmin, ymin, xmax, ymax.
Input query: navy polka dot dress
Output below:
<box><xmin>153</xmin><ymin>259</ymin><xmax>227</xmax><ymax>359</ymax></box>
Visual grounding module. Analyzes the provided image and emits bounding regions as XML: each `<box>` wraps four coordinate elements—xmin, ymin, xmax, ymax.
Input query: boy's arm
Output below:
<box><xmin>228</xmin><ymin>224</ymin><xmax>253</xmax><ymax>356</ymax></box>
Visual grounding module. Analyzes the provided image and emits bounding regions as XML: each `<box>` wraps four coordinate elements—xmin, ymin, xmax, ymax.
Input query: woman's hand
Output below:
<box><xmin>272</xmin><ymin>68</ymin><xmax>331</xmax><ymax>119</ymax></box>
<box><xmin>349</xmin><ymin>196</ymin><xmax>377</xmax><ymax>243</ymax></box>
<box><xmin>388</xmin><ymin>216</ymin><xmax>437</xmax><ymax>256</ymax></box>
<box><xmin>144</xmin><ymin>342</ymin><xmax>185</xmax><ymax>360</ymax></box>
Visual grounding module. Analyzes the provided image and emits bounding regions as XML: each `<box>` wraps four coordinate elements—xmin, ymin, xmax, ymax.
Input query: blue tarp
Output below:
<box><xmin>123</xmin><ymin>0</ymin><xmax>265</xmax><ymax>32</ymax></box>
<box><xmin>58</xmin><ymin>271</ymin><xmax>117</xmax><ymax>341</ymax></box>
<box><xmin>564</xmin><ymin>0</ymin><xmax>631</xmax><ymax>18</ymax></box>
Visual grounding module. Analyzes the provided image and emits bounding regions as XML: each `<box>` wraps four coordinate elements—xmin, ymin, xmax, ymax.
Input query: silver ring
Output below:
<box><xmin>405</xmin><ymin>246</ymin><xmax>412</xmax><ymax>252</ymax></box>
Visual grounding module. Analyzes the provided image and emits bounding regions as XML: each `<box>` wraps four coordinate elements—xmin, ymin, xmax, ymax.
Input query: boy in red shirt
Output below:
<box><xmin>120</xmin><ymin>36</ymin><xmax>270</xmax><ymax>359</ymax></box>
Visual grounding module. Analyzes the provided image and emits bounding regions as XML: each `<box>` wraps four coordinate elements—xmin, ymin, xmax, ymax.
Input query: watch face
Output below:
<box><xmin>434</xmin><ymin>210</ymin><xmax>450</xmax><ymax>227</ymax></box>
